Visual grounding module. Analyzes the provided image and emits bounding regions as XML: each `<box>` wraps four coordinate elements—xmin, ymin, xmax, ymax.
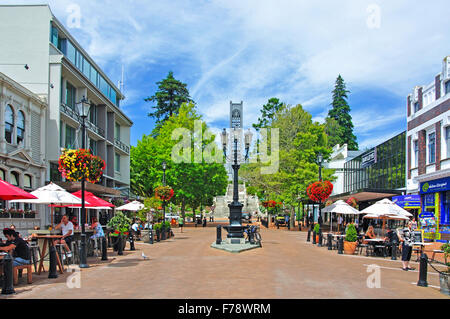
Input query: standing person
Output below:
<box><xmin>54</xmin><ymin>215</ymin><xmax>74</xmax><ymax>259</ymax></box>
<box><xmin>178</xmin><ymin>217</ymin><xmax>184</xmax><ymax>233</ymax></box>
<box><xmin>286</xmin><ymin>214</ymin><xmax>290</xmax><ymax>230</ymax></box>
<box><xmin>202</xmin><ymin>217</ymin><xmax>207</xmax><ymax>227</ymax></box>
<box><xmin>411</xmin><ymin>218</ymin><xmax>418</xmax><ymax>230</ymax></box>
<box><xmin>337</xmin><ymin>215</ymin><xmax>343</xmax><ymax>232</ymax></box>
<box><xmin>400</xmin><ymin>221</ymin><xmax>415</xmax><ymax>271</ymax></box>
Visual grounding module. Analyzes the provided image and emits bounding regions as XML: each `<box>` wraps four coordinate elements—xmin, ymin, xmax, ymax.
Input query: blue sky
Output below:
<box><xmin>8</xmin><ymin>0</ymin><xmax>450</xmax><ymax>149</ymax></box>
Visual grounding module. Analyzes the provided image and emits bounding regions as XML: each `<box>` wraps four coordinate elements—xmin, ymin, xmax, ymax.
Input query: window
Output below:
<box><xmin>83</xmin><ymin>58</ymin><xmax>91</xmax><ymax>79</ymax></box>
<box><xmin>5</xmin><ymin>105</ymin><xmax>14</xmax><ymax>144</ymax></box>
<box><xmin>89</xmin><ymin>105</ymin><xmax>97</xmax><ymax>125</ymax></box>
<box><xmin>89</xmin><ymin>139</ymin><xmax>97</xmax><ymax>155</ymax></box>
<box><xmin>10</xmin><ymin>172</ymin><xmax>19</xmax><ymax>186</ymax></box>
<box><xmin>446</xmin><ymin>127</ymin><xmax>450</xmax><ymax>158</ymax></box>
<box><xmin>115</xmin><ymin>122</ymin><xmax>121</xmax><ymax>140</ymax></box>
<box><xmin>65</xmin><ymin>125</ymin><xmax>76</xmax><ymax>149</ymax></box>
<box><xmin>66</xmin><ymin>41</ymin><xmax>76</xmax><ymax>64</ymax></box>
<box><xmin>66</xmin><ymin>82</ymin><xmax>76</xmax><ymax>109</ymax></box>
<box><xmin>50</xmin><ymin>25</ymin><xmax>58</xmax><ymax>47</ymax></box>
<box><xmin>0</xmin><ymin>169</ymin><xmax>4</xmax><ymax>181</ymax></box>
<box><xmin>414</xmin><ymin>102</ymin><xmax>420</xmax><ymax>113</ymax></box>
<box><xmin>446</xmin><ymin>81</ymin><xmax>450</xmax><ymax>95</ymax></box>
<box><xmin>60</xmin><ymin>121</ymin><xmax>64</xmax><ymax>148</ymax></box>
<box><xmin>24</xmin><ymin>174</ymin><xmax>32</xmax><ymax>189</ymax></box>
<box><xmin>428</xmin><ymin>132</ymin><xmax>436</xmax><ymax>164</ymax></box>
<box><xmin>17</xmin><ymin>111</ymin><xmax>25</xmax><ymax>145</ymax></box>
<box><xmin>115</xmin><ymin>153</ymin><xmax>120</xmax><ymax>171</ymax></box>
<box><xmin>99</xmin><ymin>76</ymin><xmax>108</xmax><ymax>97</ymax></box>
<box><xmin>50</xmin><ymin>162</ymin><xmax>62</xmax><ymax>182</ymax></box>
<box><xmin>89</xmin><ymin>66</ymin><xmax>98</xmax><ymax>85</ymax></box>
<box><xmin>414</xmin><ymin>140</ymin><xmax>419</xmax><ymax>167</ymax></box>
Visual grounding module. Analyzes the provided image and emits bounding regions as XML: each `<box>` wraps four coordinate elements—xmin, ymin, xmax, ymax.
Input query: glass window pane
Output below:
<box><xmin>17</xmin><ymin>111</ymin><xmax>25</xmax><ymax>145</ymax></box>
<box><xmin>99</xmin><ymin>76</ymin><xmax>108</xmax><ymax>97</ymax></box>
<box><xmin>83</xmin><ymin>58</ymin><xmax>91</xmax><ymax>78</ymax></box>
<box><xmin>115</xmin><ymin>153</ymin><xmax>120</xmax><ymax>171</ymax></box>
<box><xmin>10</xmin><ymin>172</ymin><xmax>18</xmax><ymax>186</ymax></box>
<box><xmin>90</xmin><ymin>67</ymin><xmax>98</xmax><ymax>85</ymax></box>
<box><xmin>66</xmin><ymin>41</ymin><xmax>76</xmax><ymax>64</ymax></box>
<box><xmin>24</xmin><ymin>175</ymin><xmax>31</xmax><ymax>189</ymax></box>
<box><xmin>0</xmin><ymin>170</ymin><xmax>4</xmax><ymax>181</ymax></box>
<box><xmin>50</xmin><ymin>25</ymin><xmax>58</xmax><ymax>47</ymax></box>
<box><xmin>5</xmin><ymin>105</ymin><xmax>14</xmax><ymax>144</ymax></box>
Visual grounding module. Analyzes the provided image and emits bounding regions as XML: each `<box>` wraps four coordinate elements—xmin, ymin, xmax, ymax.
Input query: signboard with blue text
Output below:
<box><xmin>361</xmin><ymin>148</ymin><xmax>377</xmax><ymax>168</ymax></box>
<box><xmin>392</xmin><ymin>195</ymin><xmax>421</xmax><ymax>208</ymax></box>
<box><xmin>419</xmin><ymin>177</ymin><xmax>450</xmax><ymax>194</ymax></box>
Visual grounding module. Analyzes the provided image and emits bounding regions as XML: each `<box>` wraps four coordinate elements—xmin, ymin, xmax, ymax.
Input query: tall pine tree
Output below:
<box><xmin>326</xmin><ymin>75</ymin><xmax>358</xmax><ymax>150</ymax></box>
<box><xmin>145</xmin><ymin>71</ymin><xmax>194</xmax><ymax>130</ymax></box>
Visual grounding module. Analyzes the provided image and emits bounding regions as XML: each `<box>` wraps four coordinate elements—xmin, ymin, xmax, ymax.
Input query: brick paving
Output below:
<box><xmin>2</xmin><ymin>225</ymin><xmax>449</xmax><ymax>299</ymax></box>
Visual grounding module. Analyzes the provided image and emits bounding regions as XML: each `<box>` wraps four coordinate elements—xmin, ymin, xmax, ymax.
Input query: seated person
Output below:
<box><xmin>90</xmin><ymin>218</ymin><xmax>105</xmax><ymax>239</ymax></box>
<box><xmin>9</xmin><ymin>224</ymin><xmax>21</xmax><ymax>238</ymax></box>
<box><xmin>0</xmin><ymin>228</ymin><xmax>31</xmax><ymax>267</ymax></box>
<box><xmin>364</xmin><ymin>226</ymin><xmax>376</xmax><ymax>244</ymax></box>
<box><xmin>70</xmin><ymin>216</ymin><xmax>80</xmax><ymax>230</ymax></box>
<box><xmin>54</xmin><ymin>215</ymin><xmax>74</xmax><ymax>259</ymax></box>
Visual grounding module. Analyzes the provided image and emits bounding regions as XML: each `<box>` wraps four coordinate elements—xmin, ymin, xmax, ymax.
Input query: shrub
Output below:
<box><xmin>345</xmin><ymin>223</ymin><xmax>357</xmax><ymax>242</ymax></box>
<box><xmin>442</xmin><ymin>243</ymin><xmax>450</xmax><ymax>271</ymax></box>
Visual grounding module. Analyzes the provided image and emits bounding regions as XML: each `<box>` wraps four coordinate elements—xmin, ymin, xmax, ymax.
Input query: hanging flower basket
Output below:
<box><xmin>155</xmin><ymin>186</ymin><xmax>174</xmax><ymax>201</ymax></box>
<box><xmin>306</xmin><ymin>180</ymin><xmax>333</xmax><ymax>203</ymax></box>
<box><xmin>346</xmin><ymin>197</ymin><xmax>358</xmax><ymax>208</ymax></box>
<box><xmin>58</xmin><ymin>148</ymin><xmax>106</xmax><ymax>183</ymax></box>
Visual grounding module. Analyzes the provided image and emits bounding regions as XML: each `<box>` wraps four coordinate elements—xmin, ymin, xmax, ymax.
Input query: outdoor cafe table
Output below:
<box><xmin>412</xmin><ymin>242</ymin><xmax>433</xmax><ymax>261</ymax></box>
<box><xmin>36</xmin><ymin>235</ymin><xmax>64</xmax><ymax>275</ymax></box>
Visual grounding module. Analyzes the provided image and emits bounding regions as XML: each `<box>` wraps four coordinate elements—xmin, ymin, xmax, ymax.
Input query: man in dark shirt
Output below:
<box><xmin>0</xmin><ymin>228</ymin><xmax>30</xmax><ymax>267</ymax></box>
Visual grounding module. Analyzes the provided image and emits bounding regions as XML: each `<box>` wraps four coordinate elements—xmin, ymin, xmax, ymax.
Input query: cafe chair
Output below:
<box><xmin>29</xmin><ymin>241</ymin><xmax>41</xmax><ymax>273</ymax></box>
<box><xmin>356</xmin><ymin>237</ymin><xmax>369</xmax><ymax>256</ymax></box>
<box><xmin>55</xmin><ymin>243</ymin><xmax>70</xmax><ymax>266</ymax></box>
<box><xmin>13</xmin><ymin>264</ymin><xmax>32</xmax><ymax>285</ymax></box>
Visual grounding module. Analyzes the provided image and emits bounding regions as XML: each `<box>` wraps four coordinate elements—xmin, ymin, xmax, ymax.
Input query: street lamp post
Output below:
<box><xmin>161</xmin><ymin>161</ymin><xmax>167</xmax><ymax>240</ymax></box>
<box><xmin>221</xmin><ymin>128</ymin><xmax>252</xmax><ymax>240</ymax></box>
<box><xmin>317</xmin><ymin>152</ymin><xmax>324</xmax><ymax>246</ymax></box>
<box><xmin>76</xmin><ymin>96</ymin><xmax>91</xmax><ymax>268</ymax></box>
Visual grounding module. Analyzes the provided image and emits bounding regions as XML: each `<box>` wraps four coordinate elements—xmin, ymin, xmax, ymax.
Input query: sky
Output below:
<box><xmin>6</xmin><ymin>0</ymin><xmax>450</xmax><ymax>150</ymax></box>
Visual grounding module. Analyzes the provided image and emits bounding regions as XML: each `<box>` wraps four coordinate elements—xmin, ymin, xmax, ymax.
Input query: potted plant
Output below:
<box><xmin>313</xmin><ymin>223</ymin><xmax>321</xmax><ymax>243</ymax></box>
<box><xmin>343</xmin><ymin>223</ymin><xmax>358</xmax><ymax>254</ymax></box>
<box><xmin>24</xmin><ymin>210</ymin><xmax>36</xmax><ymax>219</ymax></box>
<box><xmin>10</xmin><ymin>209</ymin><xmax>23</xmax><ymax>219</ymax></box>
<box><xmin>0</xmin><ymin>208</ymin><xmax>9</xmax><ymax>218</ymax></box>
<box><xmin>107</xmin><ymin>211</ymin><xmax>131</xmax><ymax>251</ymax></box>
<box><xmin>439</xmin><ymin>243</ymin><xmax>450</xmax><ymax>296</ymax></box>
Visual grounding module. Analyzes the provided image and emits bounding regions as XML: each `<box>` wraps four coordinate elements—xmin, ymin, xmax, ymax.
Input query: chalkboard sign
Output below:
<box><xmin>412</xmin><ymin>230</ymin><xmax>423</xmax><ymax>243</ymax></box>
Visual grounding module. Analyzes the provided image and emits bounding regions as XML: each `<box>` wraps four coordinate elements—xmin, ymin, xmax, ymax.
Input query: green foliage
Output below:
<box><xmin>326</xmin><ymin>75</ymin><xmax>358</xmax><ymax>150</ymax></box>
<box><xmin>442</xmin><ymin>243</ymin><xmax>450</xmax><ymax>268</ymax></box>
<box><xmin>107</xmin><ymin>211</ymin><xmax>132</xmax><ymax>236</ymax></box>
<box><xmin>345</xmin><ymin>223</ymin><xmax>357</xmax><ymax>242</ymax></box>
<box><xmin>145</xmin><ymin>71</ymin><xmax>194</xmax><ymax>132</ymax></box>
<box><xmin>313</xmin><ymin>223</ymin><xmax>320</xmax><ymax>233</ymax></box>
<box><xmin>253</xmin><ymin>97</ymin><xmax>284</xmax><ymax>131</ymax></box>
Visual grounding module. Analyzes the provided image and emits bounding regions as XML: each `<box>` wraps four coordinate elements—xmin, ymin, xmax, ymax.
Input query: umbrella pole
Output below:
<box><xmin>51</xmin><ymin>206</ymin><xmax>53</xmax><ymax>227</ymax></box>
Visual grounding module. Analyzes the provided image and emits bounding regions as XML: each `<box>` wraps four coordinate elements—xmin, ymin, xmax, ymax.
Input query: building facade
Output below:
<box><xmin>406</xmin><ymin>56</ymin><xmax>450</xmax><ymax>242</ymax></box>
<box><xmin>0</xmin><ymin>5</ymin><xmax>132</xmax><ymax>201</ymax></box>
<box><xmin>0</xmin><ymin>72</ymin><xmax>47</xmax><ymax>232</ymax></box>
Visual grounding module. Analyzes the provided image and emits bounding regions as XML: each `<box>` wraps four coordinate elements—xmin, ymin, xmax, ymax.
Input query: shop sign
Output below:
<box><xmin>419</xmin><ymin>211</ymin><xmax>435</xmax><ymax>218</ymax></box>
<box><xmin>392</xmin><ymin>195</ymin><xmax>421</xmax><ymax>208</ymax></box>
<box><xmin>361</xmin><ymin>148</ymin><xmax>377</xmax><ymax>168</ymax></box>
<box><xmin>424</xmin><ymin>194</ymin><xmax>435</xmax><ymax>207</ymax></box>
<box><xmin>420</xmin><ymin>177</ymin><xmax>450</xmax><ymax>194</ymax></box>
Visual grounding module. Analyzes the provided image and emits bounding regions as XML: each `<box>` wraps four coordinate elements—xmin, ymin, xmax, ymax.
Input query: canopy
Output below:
<box><xmin>9</xmin><ymin>182</ymin><xmax>84</xmax><ymax>205</ymax></box>
<box><xmin>0</xmin><ymin>179</ymin><xmax>37</xmax><ymax>200</ymax></box>
<box><xmin>321</xmin><ymin>200</ymin><xmax>361</xmax><ymax>215</ymax></box>
<box><xmin>361</xmin><ymin>198</ymin><xmax>413</xmax><ymax>219</ymax></box>
<box><xmin>59</xmin><ymin>190</ymin><xmax>115</xmax><ymax>208</ymax></box>
<box><xmin>116</xmin><ymin>200</ymin><xmax>144</xmax><ymax>211</ymax></box>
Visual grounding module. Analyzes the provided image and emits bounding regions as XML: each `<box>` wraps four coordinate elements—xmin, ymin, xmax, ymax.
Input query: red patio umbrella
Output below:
<box><xmin>50</xmin><ymin>190</ymin><xmax>114</xmax><ymax>208</ymax></box>
<box><xmin>0</xmin><ymin>179</ymin><xmax>37</xmax><ymax>200</ymax></box>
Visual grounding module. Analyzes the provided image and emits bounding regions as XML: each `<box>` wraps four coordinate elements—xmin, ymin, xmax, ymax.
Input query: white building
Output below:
<box><xmin>0</xmin><ymin>72</ymin><xmax>46</xmax><ymax>232</ymax></box>
<box><xmin>0</xmin><ymin>4</ymin><xmax>133</xmax><ymax>227</ymax></box>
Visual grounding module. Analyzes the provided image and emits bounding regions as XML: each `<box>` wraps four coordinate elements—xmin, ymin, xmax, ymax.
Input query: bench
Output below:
<box><xmin>13</xmin><ymin>264</ymin><xmax>32</xmax><ymax>285</ymax></box>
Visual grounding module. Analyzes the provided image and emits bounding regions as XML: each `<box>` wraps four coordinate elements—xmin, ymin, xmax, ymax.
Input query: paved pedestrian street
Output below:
<box><xmin>1</xmin><ymin>225</ymin><xmax>447</xmax><ymax>299</ymax></box>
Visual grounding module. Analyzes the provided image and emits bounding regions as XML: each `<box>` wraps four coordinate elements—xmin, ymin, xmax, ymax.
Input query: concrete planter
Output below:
<box><xmin>141</xmin><ymin>230</ymin><xmax>150</xmax><ymax>242</ymax></box>
<box><xmin>439</xmin><ymin>272</ymin><xmax>450</xmax><ymax>296</ymax></box>
<box><xmin>343</xmin><ymin>241</ymin><xmax>357</xmax><ymax>255</ymax></box>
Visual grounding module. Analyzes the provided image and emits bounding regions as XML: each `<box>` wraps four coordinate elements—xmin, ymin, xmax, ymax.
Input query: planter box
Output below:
<box><xmin>439</xmin><ymin>272</ymin><xmax>450</xmax><ymax>296</ymax></box>
<box><xmin>10</xmin><ymin>213</ymin><xmax>23</xmax><ymax>219</ymax></box>
<box><xmin>24</xmin><ymin>213</ymin><xmax>35</xmax><ymax>219</ymax></box>
<box><xmin>0</xmin><ymin>213</ymin><xmax>10</xmax><ymax>218</ymax></box>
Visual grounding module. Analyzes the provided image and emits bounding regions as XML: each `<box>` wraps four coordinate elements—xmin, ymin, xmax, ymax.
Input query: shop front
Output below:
<box><xmin>392</xmin><ymin>194</ymin><xmax>421</xmax><ymax>221</ymax></box>
<box><xmin>419</xmin><ymin>177</ymin><xmax>450</xmax><ymax>243</ymax></box>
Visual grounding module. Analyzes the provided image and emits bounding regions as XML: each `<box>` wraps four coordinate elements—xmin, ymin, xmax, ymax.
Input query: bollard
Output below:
<box><xmin>1</xmin><ymin>253</ymin><xmax>15</xmax><ymax>295</ymax></box>
<box><xmin>391</xmin><ymin>241</ymin><xmax>397</xmax><ymax>260</ymax></box>
<box><xmin>298</xmin><ymin>223</ymin><xmax>302</xmax><ymax>231</ymax></box>
<box><xmin>48</xmin><ymin>245</ymin><xmax>58</xmax><ymax>279</ymax></box>
<box><xmin>79</xmin><ymin>234</ymin><xmax>89</xmax><ymax>269</ymax></box>
<box><xmin>417</xmin><ymin>253</ymin><xmax>428</xmax><ymax>287</ymax></box>
<box><xmin>101</xmin><ymin>237</ymin><xmax>108</xmax><ymax>261</ymax></box>
<box><xmin>118</xmin><ymin>235</ymin><xmax>123</xmax><ymax>255</ymax></box>
<box><xmin>216</xmin><ymin>225</ymin><xmax>222</xmax><ymax>245</ymax></box>
<box><xmin>156</xmin><ymin>229</ymin><xmax>160</xmax><ymax>242</ymax></box>
<box><xmin>149</xmin><ymin>230</ymin><xmax>154</xmax><ymax>244</ymax></box>
<box><xmin>318</xmin><ymin>229</ymin><xmax>323</xmax><ymax>247</ymax></box>
<box><xmin>161</xmin><ymin>225</ymin><xmax>166</xmax><ymax>240</ymax></box>
<box><xmin>327</xmin><ymin>233</ymin><xmax>332</xmax><ymax>250</ymax></box>
<box><xmin>312</xmin><ymin>231</ymin><xmax>316</xmax><ymax>244</ymax></box>
<box><xmin>338</xmin><ymin>236</ymin><xmax>344</xmax><ymax>254</ymax></box>
<box><xmin>307</xmin><ymin>229</ymin><xmax>311</xmax><ymax>242</ymax></box>
<box><xmin>129</xmin><ymin>232</ymin><xmax>135</xmax><ymax>251</ymax></box>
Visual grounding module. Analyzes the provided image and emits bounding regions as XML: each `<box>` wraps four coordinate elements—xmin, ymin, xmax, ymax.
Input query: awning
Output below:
<box><xmin>329</xmin><ymin>188</ymin><xmax>403</xmax><ymax>203</ymax></box>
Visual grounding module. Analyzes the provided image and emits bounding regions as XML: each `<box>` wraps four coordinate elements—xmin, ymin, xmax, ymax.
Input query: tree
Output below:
<box><xmin>252</xmin><ymin>97</ymin><xmax>284</xmax><ymax>131</ymax></box>
<box><xmin>326</xmin><ymin>75</ymin><xmax>358</xmax><ymax>150</ymax></box>
<box><xmin>145</xmin><ymin>71</ymin><xmax>194</xmax><ymax>131</ymax></box>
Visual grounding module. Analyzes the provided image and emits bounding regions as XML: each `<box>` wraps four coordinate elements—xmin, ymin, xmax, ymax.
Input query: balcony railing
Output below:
<box><xmin>115</xmin><ymin>138</ymin><xmax>130</xmax><ymax>154</ymax></box>
<box><xmin>60</xmin><ymin>103</ymin><xmax>105</xmax><ymax>138</ymax></box>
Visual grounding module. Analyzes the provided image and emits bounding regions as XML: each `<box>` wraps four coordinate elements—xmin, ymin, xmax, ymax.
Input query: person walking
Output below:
<box><xmin>203</xmin><ymin>217</ymin><xmax>207</xmax><ymax>227</ymax></box>
<box><xmin>179</xmin><ymin>217</ymin><xmax>184</xmax><ymax>233</ymax></box>
<box><xmin>400</xmin><ymin>221</ymin><xmax>415</xmax><ymax>271</ymax></box>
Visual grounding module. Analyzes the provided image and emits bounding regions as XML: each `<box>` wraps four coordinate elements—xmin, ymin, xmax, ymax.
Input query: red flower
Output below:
<box><xmin>306</xmin><ymin>180</ymin><xmax>333</xmax><ymax>203</ymax></box>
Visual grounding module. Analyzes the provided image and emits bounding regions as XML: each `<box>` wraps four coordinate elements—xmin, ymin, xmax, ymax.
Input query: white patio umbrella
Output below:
<box><xmin>361</xmin><ymin>198</ymin><xmax>412</xmax><ymax>230</ymax></box>
<box><xmin>10</xmin><ymin>182</ymin><xmax>87</xmax><ymax>226</ymax></box>
<box><xmin>322</xmin><ymin>200</ymin><xmax>361</xmax><ymax>232</ymax></box>
<box><xmin>115</xmin><ymin>200</ymin><xmax>144</xmax><ymax>211</ymax></box>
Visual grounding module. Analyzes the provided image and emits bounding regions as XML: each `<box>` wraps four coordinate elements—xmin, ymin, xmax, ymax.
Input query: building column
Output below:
<box><xmin>435</xmin><ymin>75</ymin><xmax>441</xmax><ymax>100</ymax></box>
<box><xmin>0</xmin><ymin>92</ymin><xmax>6</xmax><ymax>153</ymax></box>
<box><xmin>407</xmin><ymin>135</ymin><xmax>412</xmax><ymax>179</ymax></box>
<box><xmin>418</xmin><ymin>87</ymin><xmax>423</xmax><ymax>110</ymax></box>
<box><xmin>407</xmin><ymin>95</ymin><xmax>411</xmax><ymax>117</ymax></box>
<box><xmin>436</xmin><ymin>121</ymin><xmax>441</xmax><ymax>171</ymax></box>
<box><xmin>418</xmin><ymin>130</ymin><xmax>426</xmax><ymax>175</ymax></box>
